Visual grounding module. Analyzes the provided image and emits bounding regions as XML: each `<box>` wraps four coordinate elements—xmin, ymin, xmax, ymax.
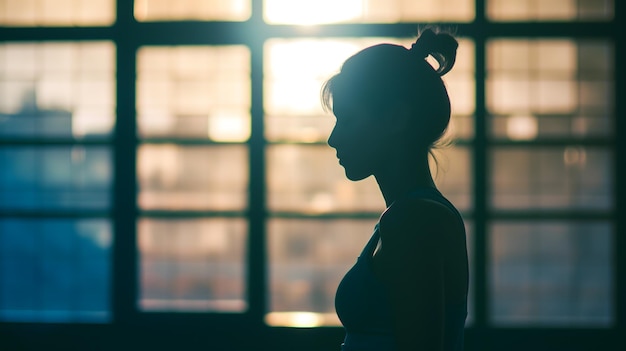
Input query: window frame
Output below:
<box><xmin>0</xmin><ymin>0</ymin><xmax>624</xmax><ymax>350</ymax></box>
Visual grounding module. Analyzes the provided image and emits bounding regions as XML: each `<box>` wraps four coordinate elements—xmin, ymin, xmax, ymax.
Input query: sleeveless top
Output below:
<box><xmin>335</xmin><ymin>187</ymin><xmax>467</xmax><ymax>351</ymax></box>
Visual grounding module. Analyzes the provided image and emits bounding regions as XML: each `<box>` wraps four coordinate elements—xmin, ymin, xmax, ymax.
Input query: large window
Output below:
<box><xmin>0</xmin><ymin>0</ymin><xmax>622</xmax><ymax>350</ymax></box>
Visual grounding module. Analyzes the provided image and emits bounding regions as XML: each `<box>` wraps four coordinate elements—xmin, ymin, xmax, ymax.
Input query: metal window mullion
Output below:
<box><xmin>613</xmin><ymin>0</ymin><xmax>625</xmax><ymax>332</ymax></box>
<box><xmin>246</xmin><ymin>0</ymin><xmax>268</xmax><ymax>324</ymax></box>
<box><xmin>112</xmin><ymin>0</ymin><xmax>138</xmax><ymax>325</ymax></box>
<box><xmin>472</xmin><ymin>0</ymin><xmax>489</xmax><ymax>333</ymax></box>
<box><xmin>0</xmin><ymin>27</ymin><xmax>114</xmax><ymax>42</ymax></box>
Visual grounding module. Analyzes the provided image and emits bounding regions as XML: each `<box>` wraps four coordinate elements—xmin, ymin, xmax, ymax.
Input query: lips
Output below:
<box><xmin>335</xmin><ymin>152</ymin><xmax>346</xmax><ymax>165</ymax></box>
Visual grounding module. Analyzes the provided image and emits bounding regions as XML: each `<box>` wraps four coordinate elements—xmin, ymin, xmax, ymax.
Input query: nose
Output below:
<box><xmin>327</xmin><ymin>125</ymin><xmax>338</xmax><ymax>149</ymax></box>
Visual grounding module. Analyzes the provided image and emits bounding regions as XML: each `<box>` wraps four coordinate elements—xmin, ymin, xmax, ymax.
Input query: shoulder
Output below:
<box><xmin>380</xmin><ymin>196</ymin><xmax>460</xmax><ymax>234</ymax></box>
<box><xmin>378</xmin><ymin>196</ymin><xmax>462</xmax><ymax>251</ymax></box>
<box><xmin>374</xmin><ymin>197</ymin><xmax>461</xmax><ymax>283</ymax></box>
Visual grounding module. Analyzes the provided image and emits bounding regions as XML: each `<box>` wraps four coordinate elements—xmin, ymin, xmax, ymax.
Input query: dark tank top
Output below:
<box><xmin>335</xmin><ymin>187</ymin><xmax>467</xmax><ymax>351</ymax></box>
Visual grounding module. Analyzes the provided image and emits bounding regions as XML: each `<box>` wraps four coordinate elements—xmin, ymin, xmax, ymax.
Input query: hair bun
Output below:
<box><xmin>410</xmin><ymin>28</ymin><xmax>458</xmax><ymax>76</ymax></box>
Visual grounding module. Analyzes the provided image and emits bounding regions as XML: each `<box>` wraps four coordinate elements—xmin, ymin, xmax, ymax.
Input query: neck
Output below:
<box><xmin>374</xmin><ymin>151</ymin><xmax>436</xmax><ymax>208</ymax></box>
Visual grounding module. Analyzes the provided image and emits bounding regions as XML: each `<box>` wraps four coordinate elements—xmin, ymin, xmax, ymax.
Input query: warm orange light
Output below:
<box><xmin>506</xmin><ymin>114</ymin><xmax>538</xmax><ymax>141</ymax></box>
<box><xmin>265</xmin><ymin>312</ymin><xmax>341</xmax><ymax>327</ymax></box>
<box><xmin>208</xmin><ymin>111</ymin><xmax>250</xmax><ymax>142</ymax></box>
<box><xmin>264</xmin><ymin>0</ymin><xmax>363</xmax><ymax>25</ymax></box>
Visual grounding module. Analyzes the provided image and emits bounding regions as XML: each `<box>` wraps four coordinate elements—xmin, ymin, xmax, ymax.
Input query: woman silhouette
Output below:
<box><xmin>323</xmin><ymin>29</ymin><xmax>469</xmax><ymax>351</ymax></box>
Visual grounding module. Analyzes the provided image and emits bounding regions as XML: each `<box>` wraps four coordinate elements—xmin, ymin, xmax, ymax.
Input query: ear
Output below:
<box><xmin>385</xmin><ymin>102</ymin><xmax>413</xmax><ymax>137</ymax></box>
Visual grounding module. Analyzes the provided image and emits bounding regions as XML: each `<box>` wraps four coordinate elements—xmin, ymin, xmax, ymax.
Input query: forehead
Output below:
<box><xmin>331</xmin><ymin>93</ymin><xmax>360</xmax><ymax>118</ymax></box>
<box><xmin>330</xmin><ymin>81</ymin><xmax>364</xmax><ymax>113</ymax></box>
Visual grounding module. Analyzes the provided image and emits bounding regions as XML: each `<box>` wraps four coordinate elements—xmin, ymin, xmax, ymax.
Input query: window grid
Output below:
<box><xmin>0</xmin><ymin>0</ymin><xmax>622</xmax><ymax>350</ymax></box>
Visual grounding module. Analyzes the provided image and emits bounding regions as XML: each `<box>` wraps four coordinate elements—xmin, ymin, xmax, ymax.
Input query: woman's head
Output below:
<box><xmin>323</xmin><ymin>29</ymin><xmax>458</xmax><ymax>163</ymax></box>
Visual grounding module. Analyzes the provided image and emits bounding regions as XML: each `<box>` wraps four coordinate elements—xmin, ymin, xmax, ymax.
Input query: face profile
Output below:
<box><xmin>327</xmin><ymin>98</ymin><xmax>394</xmax><ymax>181</ymax></box>
<box><xmin>323</xmin><ymin>30</ymin><xmax>457</xmax><ymax>186</ymax></box>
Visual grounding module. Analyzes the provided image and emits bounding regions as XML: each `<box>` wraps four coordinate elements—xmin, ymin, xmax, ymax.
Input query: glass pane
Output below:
<box><xmin>0</xmin><ymin>0</ymin><xmax>115</xmax><ymax>26</ymax></box>
<box><xmin>267</xmin><ymin>145</ymin><xmax>384</xmax><ymax>213</ymax></box>
<box><xmin>266</xmin><ymin>219</ymin><xmax>377</xmax><ymax>326</ymax></box>
<box><xmin>491</xmin><ymin>147</ymin><xmax>612</xmax><ymax>210</ymax></box>
<box><xmin>137</xmin><ymin>46</ymin><xmax>251</xmax><ymax>141</ymax></box>
<box><xmin>490</xmin><ymin>222</ymin><xmax>612</xmax><ymax>325</ymax></box>
<box><xmin>488</xmin><ymin>40</ymin><xmax>613</xmax><ymax>140</ymax></box>
<box><xmin>0</xmin><ymin>219</ymin><xmax>111</xmax><ymax>322</ymax></box>
<box><xmin>135</xmin><ymin>0</ymin><xmax>251</xmax><ymax>22</ymax></box>
<box><xmin>488</xmin><ymin>0</ymin><xmax>613</xmax><ymax>21</ymax></box>
<box><xmin>137</xmin><ymin>145</ymin><xmax>248</xmax><ymax>210</ymax></box>
<box><xmin>138</xmin><ymin>218</ymin><xmax>246</xmax><ymax>312</ymax></box>
<box><xmin>264</xmin><ymin>0</ymin><xmax>474</xmax><ymax>24</ymax></box>
<box><xmin>431</xmin><ymin>146</ymin><xmax>472</xmax><ymax>212</ymax></box>
<box><xmin>265</xmin><ymin>38</ymin><xmax>474</xmax><ymax>142</ymax></box>
<box><xmin>0</xmin><ymin>42</ymin><xmax>116</xmax><ymax>139</ymax></box>
<box><xmin>446</xmin><ymin>39</ymin><xmax>476</xmax><ymax>140</ymax></box>
<box><xmin>0</xmin><ymin>146</ymin><xmax>112</xmax><ymax>210</ymax></box>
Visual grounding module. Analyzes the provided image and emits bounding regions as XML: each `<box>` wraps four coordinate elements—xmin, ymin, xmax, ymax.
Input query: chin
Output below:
<box><xmin>343</xmin><ymin>167</ymin><xmax>371</xmax><ymax>182</ymax></box>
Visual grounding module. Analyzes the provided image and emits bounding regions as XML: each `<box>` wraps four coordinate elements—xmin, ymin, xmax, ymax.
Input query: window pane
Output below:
<box><xmin>488</xmin><ymin>39</ymin><xmax>613</xmax><ymax>140</ymax></box>
<box><xmin>0</xmin><ymin>219</ymin><xmax>111</xmax><ymax>322</ymax></box>
<box><xmin>491</xmin><ymin>147</ymin><xmax>612</xmax><ymax>210</ymax></box>
<box><xmin>264</xmin><ymin>0</ymin><xmax>474</xmax><ymax>24</ymax></box>
<box><xmin>0</xmin><ymin>0</ymin><xmax>115</xmax><ymax>26</ymax></box>
<box><xmin>137</xmin><ymin>46</ymin><xmax>251</xmax><ymax>141</ymax></box>
<box><xmin>138</xmin><ymin>218</ymin><xmax>246</xmax><ymax>312</ymax></box>
<box><xmin>490</xmin><ymin>222</ymin><xmax>612</xmax><ymax>325</ymax></box>
<box><xmin>266</xmin><ymin>219</ymin><xmax>377</xmax><ymax>326</ymax></box>
<box><xmin>267</xmin><ymin>145</ymin><xmax>384</xmax><ymax>213</ymax></box>
<box><xmin>137</xmin><ymin>145</ymin><xmax>248</xmax><ymax>211</ymax></box>
<box><xmin>0</xmin><ymin>42</ymin><xmax>116</xmax><ymax>139</ymax></box>
<box><xmin>135</xmin><ymin>0</ymin><xmax>251</xmax><ymax>22</ymax></box>
<box><xmin>431</xmin><ymin>146</ymin><xmax>472</xmax><ymax>212</ymax></box>
<box><xmin>488</xmin><ymin>0</ymin><xmax>613</xmax><ymax>21</ymax></box>
<box><xmin>264</xmin><ymin>38</ymin><xmax>474</xmax><ymax>142</ymax></box>
<box><xmin>445</xmin><ymin>39</ymin><xmax>476</xmax><ymax>140</ymax></box>
<box><xmin>0</xmin><ymin>146</ymin><xmax>112</xmax><ymax>210</ymax></box>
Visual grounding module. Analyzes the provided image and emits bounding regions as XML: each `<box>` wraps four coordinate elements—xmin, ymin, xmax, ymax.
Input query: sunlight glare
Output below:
<box><xmin>265</xmin><ymin>312</ymin><xmax>325</xmax><ymax>327</ymax></box>
<box><xmin>266</xmin><ymin>39</ymin><xmax>363</xmax><ymax>115</ymax></box>
<box><xmin>264</xmin><ymin>0</ymin><xmax>363</xmax><ymax>25</ymax></box>
<box><xmin>208</xmin><ymin>111</ymin><xmax>250</xmax><ymax>142</ymax></box>
<box><xmin>310</xmin><ymin>192</ymin><xmax>335</xmax><ymax>213</ymax></box>
<box><xmin>506</xmin><ymin>114</ymin><xmax>538</xmax><ymax>141</ymax></box>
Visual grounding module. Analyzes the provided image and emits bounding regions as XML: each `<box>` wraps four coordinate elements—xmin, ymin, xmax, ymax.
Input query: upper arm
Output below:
<box><xmin>375</xmin><ymin>200</ymin><xmax>458</xmax><ymax>351</ymax></box>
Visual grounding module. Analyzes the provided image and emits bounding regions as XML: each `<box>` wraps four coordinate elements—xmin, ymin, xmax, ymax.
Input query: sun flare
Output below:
<box><xmin>264</xmin><ymin>0</ymin><xmax>363</xmax><ymax>25</ymax></box>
